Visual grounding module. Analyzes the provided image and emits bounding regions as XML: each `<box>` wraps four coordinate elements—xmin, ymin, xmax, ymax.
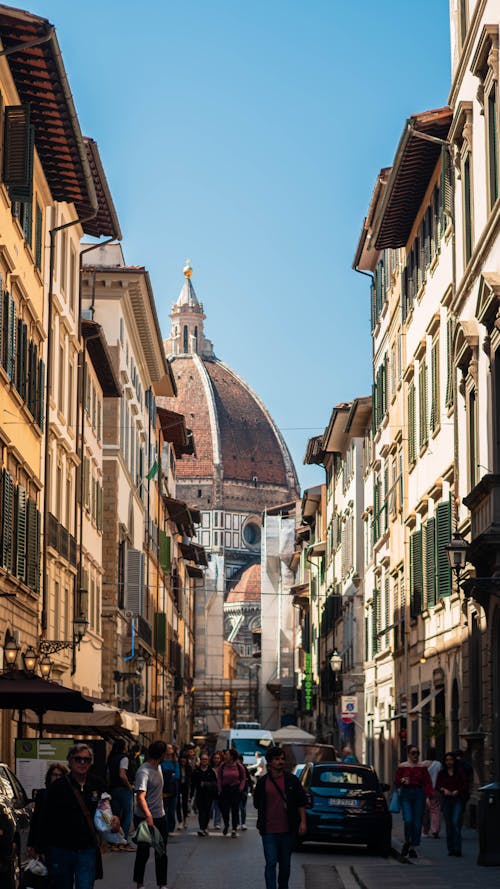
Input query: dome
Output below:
<box><xmin>162</xmin><ymin>266</ymin><xmax>299</xmax><ymax>513</ymax></box>
<box><xmin>225</xmin><ymin>563</ymin><xmax>261</xmax><ymax>603</ymax></box>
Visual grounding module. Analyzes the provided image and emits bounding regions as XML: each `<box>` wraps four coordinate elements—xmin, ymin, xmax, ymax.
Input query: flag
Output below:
<box><xmin>146</xmin><ymin>460</ymin><xmax>159</xmax><ymax>481</ymax></box>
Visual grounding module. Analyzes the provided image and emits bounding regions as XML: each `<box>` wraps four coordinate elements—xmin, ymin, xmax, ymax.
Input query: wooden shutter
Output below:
<box><xmin>26</xmin><ymin>498</ymin><xmax>39</xmax><ymax>591</ymax></box>
<box><xmin>408</xmin><ymin>382</ymin><xmax>416</xmax><ymax>465</ymax></box>
<box><xmin>1</xmin><ymin>469</ymin><xmax>14</xmax><ymax>570</ymax></box>
<box><xmin>445</xmin><ymin>316</ymin><xmax>455</xmax><ymax>407</ymax></box>
<box><xmin>419</xmin><ymin>359</ymin><xmax>428</xmax><ymax>450</ymax></box>
<box><xmin>430</xmin><ymin>339</ymin><xmax>440</xmax><ymax>432</ymax></box>
<box><xmin>410</xmin><ymin>529</ymin><xmax>423</xmax><ymax>618</ymax></box>
<box><xmin>35</xmin><ymin>203</ymin><xmax>43</xmax><ymax>270</ymax></box>
<box><xmin>37</xmin><ymin>357</ymin><xmax>45</xmax><ymax>430</ymax></box>
<box><xmin>4</xmin><ymin>292</ymin><xmax>16</xmax><ymax>381</ymax></box>
<box><xmin>16</xmin><ymin>320</ymin><xmax>27</xmax><ymax>401</ymax></box>
<box><xmin>372</xmin><ymin>590</ymin><xmax>380</xmax><ymax>655</ymax></box>
<box><xmin>3</xmin><ymin>106</ymin><xmax>34</xmax><ymax>202</ymax></box>
<box><xmin>154</xmin><ymin>612</ymin><xmax>167</xmax><ymax>656</ymax></box>
<box><xmin>125</xmin><ymin>548</ymin><xmax>144</xmax><ymax>614</ymax></box>
<box><xmin>15</xmin><ymin>485</ymin><xmax>27</xmax><ymax>582</ymax></box>
<box><xmin>436</xmin><ymin>500</ymin><xmax>452</xmax><ymax>598</ymax></box>
<box><xmin>83</xmin><ymin>457</ymin><xmax>90</xmax><ymax>509</ymax></box>
<box><xmin>440</xmin><ymin>145</ymin><xmax>453</xmax><ymax>233</ymax></box>
<box><xmin>159</xmin><ymin>530</ymin><xmax>171</xmax><ymax>571</ymax></box>
<box><xmin>424</xmin><ymin>517</ymin><xmax>436</xmax><ymax>609</ymax></box>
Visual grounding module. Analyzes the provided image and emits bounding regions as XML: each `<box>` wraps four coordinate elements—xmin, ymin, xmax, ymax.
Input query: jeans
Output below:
<box><xmin>164</xmin><ymin>795</ymin><xmax>177</xmax><ymax>833</ymax></box>
<box><xmin>110</xmin><ymin>785</ymin><xmax>133</xmax><ymax>839</ymax></box>
<box><xmin>133</xmin><ymin>815</ymin><xmax>168</xmax><ymax>886</ymax></box>
<box><xmin>211</xmin><ymin>798</ymin><xmax>221</xmax><ymax>828</ymax></box>
<box><xmin>400</xmin><ymin>785</ymin><xmax>426</xmax><ymax>847</ymax></box>
<box><xmin>261</xmin><ymin>833</ymin><xmax>294</xmax><ymax>889</ymax></box>
<box><xmin>239</xmin><ymin>789</ymin><xmax>248</xmax><ymax>826</ymax></box>
<box><xmin>219</xmin><ymin>785</ymin><xmax>240</xmax><ymax>831</ymax></box>
<box><xmin>177</xmin><ymin>785</ymin><xmax>189</xmax><ymax>823</ymax></box>
<box><xmin>48</xmin><ymin>846</ymin><xmax>96</xmax><ymax>889</ymax></box>
<box><xmin>441</xmin><ymin>796</ymin><xmax>463</xmax><ymax>854</ymax></box>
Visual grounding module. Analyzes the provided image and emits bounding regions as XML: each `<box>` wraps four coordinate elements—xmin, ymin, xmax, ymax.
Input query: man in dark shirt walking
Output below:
<box><xmin>35</xmin><ymin>742</ymin><xmax>104</xmax><ymax>889</ymax></box>
<box><xmin>253</xmin><ymin>746</ymin><xmax>307</xmax><ymax>889</ymax></box>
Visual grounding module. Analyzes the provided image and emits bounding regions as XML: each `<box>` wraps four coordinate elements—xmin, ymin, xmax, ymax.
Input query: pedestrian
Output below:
<box><xmin>33</xmin><ymin>742</ymin><xmax>105</xmax><ymax>889</ymax></box>
<box><xmin>255</xmin><ymin>751</ymin><xmax>267</xmax><ymax>778</ymax></box>
<box><xmin>133</xmin><ymin>740</ymin><xmax>168</xmax><ymax>889</ymax></box>
<box><xmin>253</xmin><ymin>746</ymin><xmax>307</xmax><ymax>889</ymax></box>
<box><xmin>217</xmin><ymin>748</ymin><xmax>246</xmax><ymax>837</ymax></box>
<box><xmin>394</xmin><ymin>746</ymin><xmax>432</xmax><ymax>858</ymax></box>
<box><xmin>27</xmin><ymin>762</ymin><xmax>68</xmax><ymax>858</ymax></box>
<box><xmin>161</xmin><ymin>743</ymin><xmax>179</xmax><ymax>834</ymax></box>
<box><xmin>341</xmin><ymin>746</ymin><xmax>357</xmax><ymax>764</ymax></box>
<box><xmin>210</xmin><ymin>751</ymin><xmax>222</xmax><ymax>829</ymax></box>
<box><xmin>191</xmin><ymin>752</ymin><xmax>218</xmax><ymax>836</ymax></box>
<box><xmin>421</xmin><ymin>747</ymin><xmax>442</xmax><ymax>838</ymax></box>
<box><xmin>176</xmin><ymin>753</ymin><xmax>192</xmax><ymax>829</ymax></box>
<box><xmin>106</xmin><ymin>739</ymin><xmax>134</xmax><ymax>846</ymax></box>
<box><xmin>237</xmin><ymin>753</ymin><xmax>252</xmax><ymax>830</ymax></box>
<box><xmin>436</xmin><ymin>752</ymin><xmax>468</xmax><ymax>857</ymax></box>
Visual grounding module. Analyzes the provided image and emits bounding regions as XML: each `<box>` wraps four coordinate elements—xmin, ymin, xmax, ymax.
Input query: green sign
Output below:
<box><xmin>304</xmin><ymin>652</ymin><xmax>313</xmax><ymax>712</ymax></box>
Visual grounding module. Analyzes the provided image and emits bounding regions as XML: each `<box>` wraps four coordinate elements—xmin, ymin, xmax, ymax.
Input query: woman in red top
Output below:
<box><xmin>217</xmin><ymin>748</ymin><xmax>246</xmax><ymax>837</ymax></box>
<box><xmin>394</xmin><ymin>747</ymin><xmax>433</xmax><ymax>858</ymax></box>
<box><xmin>436</xmin><ymin>752</ymin><xmax>468</xmax><ymax>856</ymax></box>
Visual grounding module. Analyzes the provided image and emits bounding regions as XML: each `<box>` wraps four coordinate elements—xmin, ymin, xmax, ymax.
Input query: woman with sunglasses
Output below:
<box><xmin>394</xmin><ymin>747</ymin><xmax>433</xmax><ymax>858</ymax></box>
<box><xmin>34</xmin><ymin>742</ymin><xmax>106</xmax><ymax>889</ymax></box>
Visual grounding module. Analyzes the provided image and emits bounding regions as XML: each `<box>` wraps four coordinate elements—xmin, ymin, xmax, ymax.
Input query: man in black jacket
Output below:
<box><xmin>35</xmin><ymin>742</ymin><xmax>105</xmax><ymax>889</ymax></box>
<box><xmin>253</xmin><ymin>747</ymin><xmax>307</xmax><ymax>889</ymax></box>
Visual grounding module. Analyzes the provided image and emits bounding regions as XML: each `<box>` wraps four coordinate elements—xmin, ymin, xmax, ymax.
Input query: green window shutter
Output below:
<box><xmin>35</xmin><ymin>203</ymin><xmax>43</xmax><ymax>270</ymax></box>
<box><xmin>159</xmin><ymin>532</ymin><xmax>171</xmax><ymax>571</ymax></box>
<box><xmin>372</xmin><ymin>382</ymin><xmax>377</xmax><ymax>434</ymax></box>
<box><xmin>154</xmin><ymin>612</ymin><xmax>167</xmax><ymax>656</ymax></box>
<box><xmin>446</xmin><ymin>316</ymin><xmax>455</xmax><ymax>408</ymax></box>
<box><xmin>37</xmin><ymin>357</ymin><xmax>45</xmax><ymax>431</ymax></box>
<box><xmin>373</xmin><ymin>477</ymin><xmax>380</xmax><ymax>542</ymax></box>
<box><xmin>440</xmin><ymin>145</ymin><xmax>453</xmax><ymax>233</ymax></box>
<box><xmin>15</xmin><ymin>485</ymin><xmax>27</xmax><ymax>582</ymax></box>
<box><xmin>370</xmin><ymin>282</ymin><xmax>377</xmax><ymax>330</ymax></box>
<box><xmin>424</xmin><ymin>517</ymin><xmax>436</xmax><ymax>608</ymax></box>
<box><xmin>410</xmin><ymin>529</ymin><xmax>423</xmax><ymax>618</ymax></box>
<box><xmin>22</xmin><ymin>198</ymin><xmax>33</xmax><ymax>246</ymax></box>
<box><xmin>1</xmin><ymin>469</ymin><xmax>14</xmax><ymax>570</ymax></box>
<box><xmin>83</xmin><ymin>457</ymin><xmax>90</xmax><ymax>509</ymax></box>
<box><xmin>419</xmin><ymin>359</ymin><xmax>428</xmax><ymax>450</ymax></box>
<box><xmin>436</xmin><ymin>500</ymin><xmax>452</xmax><ymax>598</ymax></box>
<box><xmin>430</xmin><ymin>340</ymin><xmax>440</xmax><ymax>432</ymax></box>
<box><xmin>26</xmin><ymin>498</ymin><xmax>39</xmax><ymax>590</ymax></box>
<box><xmin>125</xmin><ymin>548</ymin><xmax>144</xmax><ymax>614</ymax></box>
<box><xmin>408</xmin><ymin>382</ymin><xmax>416</xmax><ymax>465</ymax></box>
<box><xmin>372</xmin><ymin>591</ymin><xmax>379</xmax><ymax>656</ymax></box>
<box><xmin>4</xmin><ymin>293</ymin><xmax>16</xmax><ymax>381</ymax></box>
<box><xmin>3</xmin><ymin>106</ymin><xmax>34</xmax><ymax>203</ymax></box>
<box><xmin>384</xmin><ymin>576</ymin><xmax>390</xmax><ymax>633</ymax></box>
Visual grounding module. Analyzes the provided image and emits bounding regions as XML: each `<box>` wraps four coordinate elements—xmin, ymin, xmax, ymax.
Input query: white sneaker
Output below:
<box><xmin>241</xmin><ymin>825</ymin><xmax>247</xmax><ymax>830</ymax></box>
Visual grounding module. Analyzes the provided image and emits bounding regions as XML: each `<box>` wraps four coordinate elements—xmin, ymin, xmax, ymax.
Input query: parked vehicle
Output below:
<box><xmin>299</xmin><ymin>762</ymin><xmax>391</xmax><ymax>856</ymax></box>
<box><xmin>281</xmin><ymin>742</ymin><xmax>337</xmax><ymax>771</ymax></box>
<box><xmin>215</xmin><ymin>727</ymin><xmax>273</xmax><ymax>769</ymax></box>
<box><xmin>0</xmin><ymin>763</ymin><xmax>33</xmax><ymax>889</ymax></box>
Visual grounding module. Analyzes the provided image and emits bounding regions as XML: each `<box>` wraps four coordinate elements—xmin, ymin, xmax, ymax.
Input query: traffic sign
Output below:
<box><xmin>340</xmin><ymin>695</ymin><xmax>357</xmax><ymax>724</ymax></box>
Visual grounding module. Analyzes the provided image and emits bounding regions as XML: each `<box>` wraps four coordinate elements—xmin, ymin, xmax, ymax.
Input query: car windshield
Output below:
<box><xmin>232</xmin><ymin>738</ymin><xmax>271</xmax><ymax>756</ymax></box>
<box><xmin>311</xmin><ymin>767</ymin><xmax>377</xmax><ymax>789</ymax></box>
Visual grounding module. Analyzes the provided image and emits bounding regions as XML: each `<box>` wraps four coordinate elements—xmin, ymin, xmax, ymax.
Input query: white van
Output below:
<box><xmin>215</xmin><ymin>727</ymin><xmax>274</xmax><ymax>768</ymax></box>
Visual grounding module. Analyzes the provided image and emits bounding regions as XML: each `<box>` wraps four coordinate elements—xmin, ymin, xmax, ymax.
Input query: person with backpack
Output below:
<box><xmin>106</xmin><ymin>739</ymin><xmax>135</xmax><ymax>847</ymax></box>
<box><xmin>217</xmin><ymin>748</ymin><xmax>246</xmax><ymax>837</ymax></box>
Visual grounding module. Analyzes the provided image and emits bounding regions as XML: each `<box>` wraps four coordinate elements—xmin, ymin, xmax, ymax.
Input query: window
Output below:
<box><xmin>69</xmin><ymin>246</ymin><xmax>77</xmax><ymax>313</ymax></box>
<box><xmin>487</xmin><ymin>85</ymin><xmax>499</xmax><ymax>208</ymax></box>
<box><xmin>35</xmin><ymin>202</ymin><xmax>43</xmax><ymax>270</ymax></box>
<box><xmin>430</xmin><ymin>337</ymin><xmax>440</xmax><ymax>433</ymax></box>
<box><xmin>409</xmin><ymin>528</ymin><xmax>423</xmax><ymax>618</ymax></box>
<box><xmin>58</xmin><ymin>342</ymin><xmax>65</xmax><ymax>413</ymax></box>
<box><xmin>60</xmin><ymin>229</ymin><xmax>67</xmax><ymax>292</ymax></box>
<box><xmin>468</xmin><ymin>388</ymin><xmax>478</xmax><ymax>489</ymax></box>
<box><xmin>418</xmin><ymin>358</ymin><xmax>428</xmax><ymax>451</ymax></box>
<box><xmin>424</xmin><ymin>517</ymin><xmax>436</xmax><ymax>608</ymax></box>
<box><xmin>436</xmin><ymin>499</ymin><xmax>452</xmax><ymax>598</ymax></box>
<box><xmin>463</xmin><ymin>151</ymin><xmax>473</xmax><ymax>264</ymax></box>
<box><xmin>471</xmin><ymin>26</ymin><xmax>499</xmax><ymax>212</ymax></box>
<box><xmin>408</xmin><ymin>380</ymin><xmax>416</xmax><ymax>465</ymax></box>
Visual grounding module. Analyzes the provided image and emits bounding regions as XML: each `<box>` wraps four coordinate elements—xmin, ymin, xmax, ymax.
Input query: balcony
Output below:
<box><xmin>463</xmin><ymin>474</ymin><xmax>500</xmax><ymax>573</ymax></box>
<box><xmin>136</xmin><ymin>614</ymin><xmax>152</xmax><ymax>647</ymax></box>
<box><xmin>48</xmin><ymin>513</ymin><xmax>77</xmax><ymax>567</ymax></box>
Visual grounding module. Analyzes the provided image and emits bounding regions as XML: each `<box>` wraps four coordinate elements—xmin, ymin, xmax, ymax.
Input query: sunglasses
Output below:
<box><xmin>73</xmin><ymin>756</ymin><xmax>92</xmax><ymax>764</ymax></box>
<box><xmin>409</xmin><ymin>750</ymin><xmax>419</xmax><ymax>756</ymax></box>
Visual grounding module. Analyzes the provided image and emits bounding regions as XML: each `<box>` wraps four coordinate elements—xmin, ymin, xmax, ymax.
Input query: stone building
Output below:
<box><xmin>163</xmin><ymin>263</ymin><xmax>299</xmax><ymax>735</ymax></box>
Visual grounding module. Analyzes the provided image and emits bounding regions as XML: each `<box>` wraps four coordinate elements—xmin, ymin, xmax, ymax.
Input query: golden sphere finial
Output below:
<box><xmin>183</xmin><ymin>259</ymin><xmax>193</xmax><ymax>278</ymax></box>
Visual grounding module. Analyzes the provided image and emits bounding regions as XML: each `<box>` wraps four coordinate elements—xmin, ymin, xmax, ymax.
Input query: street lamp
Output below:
<box><xmin>38</xmin><ymin>614</ymin><xmax>89</xmax><ymax>675</ymax></box>
<box><xmin>22</xmin><ymin>646</ymin><xmax>38</xmax><ymax>673</ymax></box>
<box><xmin>329</xmin><ymin>650</ymin><xmax>343</xmax><ymax>673</ymax></box>
<box><xmin>39</xmin><ymin>655</ymin><xmax>52</xmax><ymax>678</ymax></box>
<box><xmin>445</xmin><ymin>532</ymin><xmax>468</xmax><ymax>585</ymax></box>
<box><xmin>4</xmin><ymin>637</ymin><xmax>19</xmax><ymax>669</ymax></box>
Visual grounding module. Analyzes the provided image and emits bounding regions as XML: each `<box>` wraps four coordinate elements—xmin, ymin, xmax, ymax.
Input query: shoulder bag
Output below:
<box><xmin>65</xmin><ymin>777</ymin><xmax>103</xmax><ymax>880</ymax></box>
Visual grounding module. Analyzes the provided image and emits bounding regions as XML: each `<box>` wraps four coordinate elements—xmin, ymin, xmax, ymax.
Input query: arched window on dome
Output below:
<box><xmin>183</xmin><ymin>325</ymin><xmax>188</xmax><ymax>353</ymax></box>
<box><xmin>194</xmin><ymin>326</ymin><xmax>198</xmax><ymax>353</ymax></box>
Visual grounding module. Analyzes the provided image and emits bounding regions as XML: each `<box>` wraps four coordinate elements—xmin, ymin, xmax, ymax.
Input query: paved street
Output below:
<box><xmin>98</xmin><ymin>809</ymin><xmax>500</xmax><ymax>889</ymax></box>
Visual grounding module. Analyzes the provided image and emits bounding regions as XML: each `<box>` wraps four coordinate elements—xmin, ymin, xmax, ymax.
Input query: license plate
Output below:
<box><xmin>329</xmin><ymin>797</ymin><xmax>360</xmax><ymax>807</ymax></box>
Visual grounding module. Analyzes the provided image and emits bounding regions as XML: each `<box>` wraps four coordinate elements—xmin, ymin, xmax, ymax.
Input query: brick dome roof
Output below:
<box><xmin>225</xmin><ymin>562</ymin><xmax>261</xmax><ymax>603</ymax></box>
<box><xmin>160</xmin><ymin>354</ymin><xmax>298</xmax><ymax>508</ymax></box>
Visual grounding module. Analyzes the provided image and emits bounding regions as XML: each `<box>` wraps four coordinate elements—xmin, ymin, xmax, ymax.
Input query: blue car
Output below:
<box><xmin>299</xmin><ymin>762</ymin><xmax>392</xmax><ymax>856</ymax></box>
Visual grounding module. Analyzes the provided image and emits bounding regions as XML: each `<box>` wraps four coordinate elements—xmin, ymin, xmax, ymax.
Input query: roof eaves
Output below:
<box><xmin>83</xmin><ymin>137</ymin><xmax>122</xmax><ymax>240</ymax></box>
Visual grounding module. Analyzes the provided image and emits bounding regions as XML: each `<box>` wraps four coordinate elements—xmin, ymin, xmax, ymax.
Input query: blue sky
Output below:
<box><xmin>30</xmin><ymin>0</ymin><xmax>451</xmax><ymax>490</ymax></box>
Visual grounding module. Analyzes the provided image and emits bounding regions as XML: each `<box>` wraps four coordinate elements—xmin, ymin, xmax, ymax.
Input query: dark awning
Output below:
<box><xmin>157</xmin><ymin>407</ymin><xmax>195</xmax><ymax>457</ymax></box>
<box><xmin>163</xmin><ymin>496</ymin><xmax>195</xmax><ymax>537</ymax></box>
<box><xmin>187</xmin><ymin>565</ymin><xmax>204</xmax><ymax>579</ymax></box>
